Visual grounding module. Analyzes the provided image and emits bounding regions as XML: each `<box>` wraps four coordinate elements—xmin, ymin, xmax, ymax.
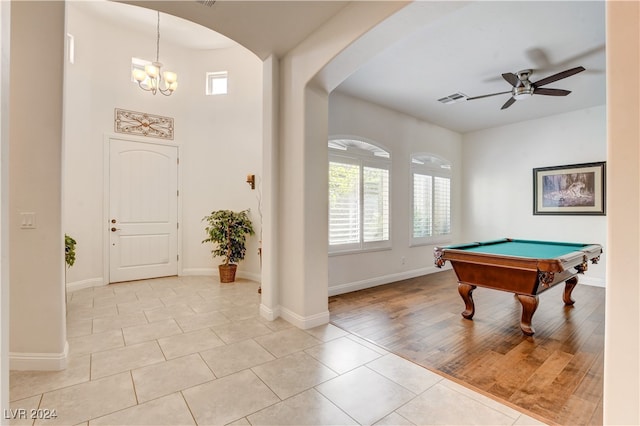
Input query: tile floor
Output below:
<box><xmin>9</xmin><ymin>276</ymin><xmax>547</xmax><ymax>425</ymax></box>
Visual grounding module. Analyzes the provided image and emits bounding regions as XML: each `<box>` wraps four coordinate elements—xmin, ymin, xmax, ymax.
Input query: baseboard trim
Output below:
<box><xmin>237</xmin><ymin>271</ymin><xmax>261</xmax><ymax>283</ymax></box>
<box><xmin>181</xmin><ymin>268</ymin><xmax>216</xmax><ymax>276</ymax></box>
<box><xmin>259</xmin><ymin>303</ymin><xmax>281</xmax><ymax>321</ymax></box>
<box><xmin>279</xmin><ymin>307</ymin><xmax>329</xmax><ymax>330</ymax></box>
<box><xmin>10</xmin><ymin>341</ymin><xmax>68</xmax><ymax>371</ymax></box>
<box><xmin>579</xmin><ymin>276</ymin><xmax>605</xmax><ymax>287</ymax></box>
<box><xmin>66</xmin><ymin>270</ymin><xmax>262</xmax><ymax>290</ymax></box>
<box><xmin>181</xmin><ymin>268</ymin><xmax>261</xmax><ymax>283</ymax></box>
<box><xmin>66</xmin><ymin>277</ymin><xmax>105</xmax><ymax>293</ymax></box>
<box><xmin>328</xmin><ymin>265</ymin><xmax>445</xmax><ymax>296</ymax></box>
<box><xmin>328</xmin><ymin>266</ymin><xmax>605</xmax><ymax>295</ymax></box>
<box><xmin>259</xmin><ymin>304</ymin><xmax>329</xmax><ymax>330</ymax></box>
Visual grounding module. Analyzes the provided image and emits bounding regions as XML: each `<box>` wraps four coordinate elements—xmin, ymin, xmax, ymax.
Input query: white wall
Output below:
<box><xmin>63</xmin><ymin>4</ymin><xmax>263</xmax><ymax>289</ymax></box>
<box><xmin>461</xmin><ymin>106</ymin><xmax>606</xmax><ymax>285</ymax></box>
<box><xmin>327</xmin><ymin>92</ymin><xmax>462</xmax><ymax>295</ymax></box>
<box><xmin>9</xmin><ymin>1</ymin><xmax>67</xmax><ymax>371</ymax></box>
<box><xmin>178</xmin><ymin>45</ymin><xmax>263</xmax><ymax>279</ymax></box>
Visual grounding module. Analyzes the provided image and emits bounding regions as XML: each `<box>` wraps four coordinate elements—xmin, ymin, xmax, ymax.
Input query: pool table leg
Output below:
<box><xmin>516</xmin><ymin>294</ymin><xmax>539</xmax><ymax>336</ymax></box>
<box><xmin>458</xmin><ymin>283</ymin><xmax>476</xmax><ymax>319</ymax></box>
<box><xmin>563</xmin><ymin>276</ymin><xmax>578</xmax><ymax>305</ymax></box>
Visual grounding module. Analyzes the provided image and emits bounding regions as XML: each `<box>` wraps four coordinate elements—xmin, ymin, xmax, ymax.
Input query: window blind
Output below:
<box><xmin>413</xmin><ymin>173</ymin><xmax>432</xmax><ymax>238</ymax></box>
<box><xmin>363</xmin><ymin>167</ymin><xmax>389</xmax><ymax>242</ymax></box>
<box><xmin>413</xmin><ymin>173</ymin><xmax>451</xmax><ymax>238</ymax></box>
<box><xmin>329</xmin><ymin>162</ymin><xmax>360</xmax><ymax>245</ymax></box>
<box><xmin>433</xmin><ymin>176</ymin><xmax>451</xmax><ymax>235</ymax></box>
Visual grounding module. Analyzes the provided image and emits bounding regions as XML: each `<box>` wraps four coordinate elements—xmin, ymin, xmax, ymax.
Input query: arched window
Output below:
<box><xmin>328</xmin><ymin>137</ymin><xmax>391</xmax><ymax>253</ymax></box>
<box><xmin>411</xmin><ymin>153</ymin><xmax>451</xmax><ymax>245</ymax></box>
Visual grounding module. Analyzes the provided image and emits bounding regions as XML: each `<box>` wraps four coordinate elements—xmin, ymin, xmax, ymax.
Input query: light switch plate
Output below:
<box><xmin>20</xmin><ymin>212</ymin><xmax>36</xmax><ymax>229</ymax></box>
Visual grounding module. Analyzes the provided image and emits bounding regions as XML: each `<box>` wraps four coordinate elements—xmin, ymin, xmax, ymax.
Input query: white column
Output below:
<box><xmin>8</xmin><ymin>1</ymin><xmax>67</xmax><ymax>371</ymax></box>
<box><xmin>275</xmin><ymin>2</ymin><xmax>410</xmax><ymax>328</ymax></box>
<box><xmin>259</xmin><ymin>55</ymin><xmax>281</xmax><ymax>321</ymax></box>
<box><xmin>604</xmin><ymin>1</ymin><xmax>640</xmax><ymax>424</ymax></box>
<box><xmin>0</xmin><ymin>0</ymin><xmax>12</xmax><ymax>419</ymax></box>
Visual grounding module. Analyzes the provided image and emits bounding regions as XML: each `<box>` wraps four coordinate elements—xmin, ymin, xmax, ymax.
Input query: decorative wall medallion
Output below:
<box><xmin>114</xmin><ymin>108</ymin><xmax>174</xmax><ymax>140</ymax></box>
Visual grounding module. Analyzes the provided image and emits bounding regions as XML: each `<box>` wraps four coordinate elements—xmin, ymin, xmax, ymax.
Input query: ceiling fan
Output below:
<box><xmin>467</xmin><ymin>66</ymin><xmax>586</xmax><ymax>110</ymax></box>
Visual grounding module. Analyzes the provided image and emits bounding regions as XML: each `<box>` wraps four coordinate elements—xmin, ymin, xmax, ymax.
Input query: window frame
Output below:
<box><xmin>206</xmin><ymin>71</ymin><xmax>228</xmax><ymax>95</ymax></box>
<box><xmin>410</xmin><ymin>153</ymin><xmax>452</xmax><ymax>246</ymax></box>
<box><xmin>328</xmin><ymin>137</ymin><xmax>391</xmax><ymax>255</ymax></box>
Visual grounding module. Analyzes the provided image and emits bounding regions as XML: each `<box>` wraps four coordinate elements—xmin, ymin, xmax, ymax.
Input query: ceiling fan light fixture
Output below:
<box><xmin>513</xmin><ymin>86</ymin><xmax>533</xmax><ymax>100</ymax></box>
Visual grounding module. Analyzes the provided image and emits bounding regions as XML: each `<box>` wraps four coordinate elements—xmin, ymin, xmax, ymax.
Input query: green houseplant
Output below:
<box><xmin>202</xmin><ymin>209</ymin><xmax>255</xmax><ymax>283</ymax></box>
<box><xmin>65</xmin><ymin>234</ymin><xmax>77</xmax><ymax>268</ymax></box>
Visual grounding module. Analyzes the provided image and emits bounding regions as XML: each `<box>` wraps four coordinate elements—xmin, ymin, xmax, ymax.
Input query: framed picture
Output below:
<box><xmin>533</xmin><ymin>161</ymin><xmax>606</xmax><ymax>215</ymax></box>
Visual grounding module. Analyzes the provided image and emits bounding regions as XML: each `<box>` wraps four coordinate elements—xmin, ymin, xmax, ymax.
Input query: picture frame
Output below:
<box><xmin>533</xmin><ymin>161</ymin><xmax>606</xmax><ymax>215</ymax></box>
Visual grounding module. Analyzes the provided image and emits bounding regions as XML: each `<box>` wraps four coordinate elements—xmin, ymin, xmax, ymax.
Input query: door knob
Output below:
<box><xmin>111</xmin><ymin>219</ymin><xmax>117</xmax><ymax>224</ymax></box>
<box><xmin>111</xmin><ymin>227</ymin><xmax>121</xmax><ymax>232</ymax></box>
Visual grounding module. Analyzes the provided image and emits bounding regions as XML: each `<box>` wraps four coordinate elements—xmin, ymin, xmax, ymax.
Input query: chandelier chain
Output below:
<box><xmin>156</xmin><ymin>11</ymin><xmax>160</xmax><ymax>63</ymax></box>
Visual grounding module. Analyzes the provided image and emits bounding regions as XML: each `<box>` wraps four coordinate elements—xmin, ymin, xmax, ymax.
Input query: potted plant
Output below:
<box><xmin>202</xmin><ymin>209</ymin><xmax>255</xmax><ymax>283</ymax></box>
<box><xmin>65</xmin><ymin>234</ymin><xmax>77</xmax><ymax>268</ymax></box>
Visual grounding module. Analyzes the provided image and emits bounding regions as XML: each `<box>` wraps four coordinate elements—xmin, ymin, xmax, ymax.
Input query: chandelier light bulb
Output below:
<box><xmin>132</xmin><ymin>69</ymin><xmax>147</xmax><ymax>83</ymax></box>
<box><xmin>145</xmin><ymin>63</ymin><xmax>159</xmax><ymax>79</ymax></box>
<box><xmin>163</xmin><ymin>71</ymin><xmax>177</xmax><ymax>84</ymax></box>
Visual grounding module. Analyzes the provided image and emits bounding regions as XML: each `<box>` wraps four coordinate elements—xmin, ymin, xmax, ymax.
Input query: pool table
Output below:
<box><xmin>434</xmin><ymin>238</ymin><xmax>602</xmax><ymax>335</ymax></box>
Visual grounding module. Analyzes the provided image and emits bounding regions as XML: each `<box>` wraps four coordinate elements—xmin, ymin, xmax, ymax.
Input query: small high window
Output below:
<box><xmin>206</xmin><ymin>71</ymin><xmax>228</xmax><ymax>95</ymax></box>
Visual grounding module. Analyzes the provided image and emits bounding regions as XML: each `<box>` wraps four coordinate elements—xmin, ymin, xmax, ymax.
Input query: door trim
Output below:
<box><xmin>103</xmin><ymin>134</ymin><xmax>182</xmax><ymax>284</ymax></box>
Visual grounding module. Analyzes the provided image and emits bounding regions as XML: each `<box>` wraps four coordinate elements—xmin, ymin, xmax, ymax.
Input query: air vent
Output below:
<box><xmin>196</xmin><ymin>0</ymin><xmax>216</xmax><ymax>7</ymax></box>
<box><xmin>438</xmin><ymin>92</ymin><xmax>467</xmax><ymax>104</ymax></box>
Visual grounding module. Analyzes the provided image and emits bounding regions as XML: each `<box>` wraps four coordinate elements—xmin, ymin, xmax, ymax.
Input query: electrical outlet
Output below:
<box><xmin>401</xmin><ymin>256</ymin><xmax>406</xmax><ymax>265</ymax></box>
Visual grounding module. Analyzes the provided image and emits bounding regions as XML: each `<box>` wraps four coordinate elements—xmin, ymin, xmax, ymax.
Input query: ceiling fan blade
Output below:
<box><xmin>466</xmin><ymin>91</ymin><xmax>511</xmax><ymax>101</ymax></box>
<box><xmin>548</xmin><ymin>45</ymin><xmax>605</xmax><ymax>71</ymax></box>
<box><xmin>502</xmin><ymin>73</ymin><xmax>519</xmax><ymax>87</ymax></box>
<box><xmin>501</xmin><ymin>97</ymin><xmax>516</xmax><ymax>110</ymax></box>
<box><xmin>534</xmin><ymin>88</ymin><xmax>571</xmax><ymax>96</ymax></box>
<box><xmin>525</xmin><ymin>47</ymin><xmax>552</xmax><ymax>69</ymax></box>
<box><xmin>533</xmin><ymin>66</ymin><xmax>586</xmax><ymax>87</ymax></box>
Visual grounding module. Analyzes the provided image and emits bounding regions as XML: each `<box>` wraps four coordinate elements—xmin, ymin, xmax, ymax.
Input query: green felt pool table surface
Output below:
<box><xmin>446</xmin><ymin>239</ymin><xmax>591</xmax><ymax>259</ymax></box>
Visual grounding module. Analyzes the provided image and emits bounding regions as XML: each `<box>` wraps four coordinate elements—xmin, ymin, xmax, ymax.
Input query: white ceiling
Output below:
<box><xmin>336</xmin><ymin>1</ymin><xmax>606</xmax><ymax>133</ymax></box>
<box><xmin>119</xmin><ymin>0</ymin><xmax>349</xmax><ymax>58</ymax></box>
<box><xmin>73</xmin><ymin>1</ymin><xmax>238</xmax><ymax>50</ymax></box>
<box><xmin>81</xmin><ymin>1</ymin><xmax>606</xmax><ymax>134</ymax></box>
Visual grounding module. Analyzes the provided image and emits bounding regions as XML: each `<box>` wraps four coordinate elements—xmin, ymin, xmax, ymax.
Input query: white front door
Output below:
<box><xmin>109</xmin><ymin>138</ymin><xmax>178</xmax><ymax>283</ymax></box>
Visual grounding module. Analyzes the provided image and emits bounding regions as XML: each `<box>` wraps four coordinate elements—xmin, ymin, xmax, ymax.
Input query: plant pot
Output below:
<box><xmin>219</xmin><ymin>264</ymin><xmax>238</xmax><ymax>283</ymax></box>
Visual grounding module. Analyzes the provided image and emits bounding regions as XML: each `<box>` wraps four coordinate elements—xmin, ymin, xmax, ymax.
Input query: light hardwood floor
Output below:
<box><xmin>329</xmin><ymin>269</ymin><xmax>605</xmax><ymax>426</ymax></box>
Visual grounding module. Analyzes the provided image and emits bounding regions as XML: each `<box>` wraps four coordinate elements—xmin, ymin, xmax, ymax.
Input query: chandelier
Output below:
<box><xmin>132</xmin><ymin>11</ymin><xmax>178</xmax><ymax>96</ymax></box>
